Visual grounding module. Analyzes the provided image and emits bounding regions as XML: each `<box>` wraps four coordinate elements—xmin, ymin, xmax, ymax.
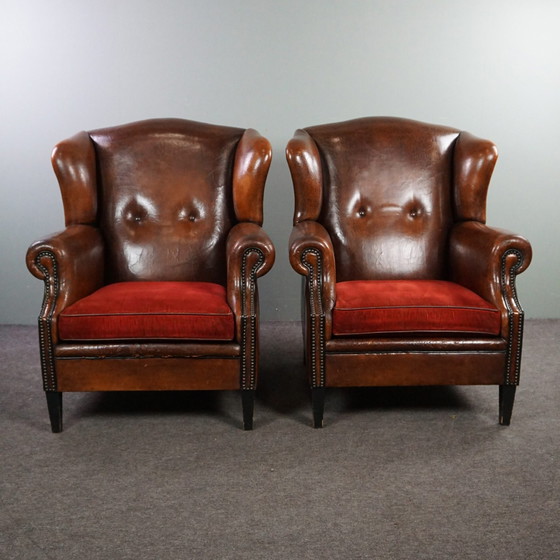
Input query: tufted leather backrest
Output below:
<box><xmin>303</xmin><ymin>117</ymin><xmax>463</xmax><ymax>281</ymax></box>
<box><xmin>53</xmin><ymin>119</ymin><xmax>247</xmax><ymax>284</ymax></box>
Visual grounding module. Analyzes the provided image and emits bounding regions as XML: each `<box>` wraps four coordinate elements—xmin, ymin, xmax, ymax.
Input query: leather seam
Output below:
<box><xmin>332</xmin><ymin>329</ymin><xmax>501</xmax><ymax>336</ymax></box>
<box><xmin>334</xmin><ymin>305</ymin><xmax>499</xmax><ymax>312</ymax></box>
<box><xmin>60</xmin><ymin>312</ymin><xmax>233</xmax><ymax>317</ymax></box>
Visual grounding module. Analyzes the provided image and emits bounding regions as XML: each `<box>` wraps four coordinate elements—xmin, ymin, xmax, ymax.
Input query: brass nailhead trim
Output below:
<box><xmin>34</xmin><ymin>251</ymin><xmax>59</xmax><ymax>391</ymax></box>
<box><xmin>301</xmin><ymin>248</ymin><xmax>325</xmax><ymax>388</ymax></box>
<box><xmin>240</xmin><ymin>248</ymin><xmax>265</xmax><ymax>390</ymax></box>
<box><xmin>501</xmin><ymin>248</ymin><xmax>524</xmax><ymax>385</ymax></box>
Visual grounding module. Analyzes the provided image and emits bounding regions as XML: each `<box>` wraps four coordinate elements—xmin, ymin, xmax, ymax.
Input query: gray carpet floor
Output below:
<box><xmin>1</xmin><ymin>321</ymin><xmax>559</xmax><ymax>559</ymax></box>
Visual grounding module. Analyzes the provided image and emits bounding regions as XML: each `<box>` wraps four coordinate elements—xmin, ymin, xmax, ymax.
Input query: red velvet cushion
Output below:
<box><xmin>333</xmin><ymin>280</ymin><xmax>501</xmax><ymax>336</ymax></box>
<box><xmin>59</xmin><ymin>282</ymin><xmax>234</xmax><ymax>341</ymax></box>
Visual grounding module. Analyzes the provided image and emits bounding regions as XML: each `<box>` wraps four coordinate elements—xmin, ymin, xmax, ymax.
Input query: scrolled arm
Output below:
<box><xmin>289</xmin><ymin>220</ymin><xmax>336</xmax><ymax>387</ymax></box>
<box><xmin>26</xmin><ymin>224</ymin><xmax>105</xmax><ymax>318</ymax></box>
<box><xmin>289</xmin><ymin>220</ymin><xmax>336</xmax><ymax>316</ymax></box>
<box><xmin>226</xmin><ymin>222</ymin><xmax>275</xmax><ymax>341</ymax></box>
<box><xmin>449</xmin><ymin>220</ymin><xmax>532</xmax><ymax>338</ymax></box>
<box><xmin>226</xmin><ymin>222</ymin><xmax>275</xmax><ymax>391</ymax></box>
<box><xmin>26</xmin><ymin>225</ymin><xmax>104</xmax><ymax>389</ymax></box>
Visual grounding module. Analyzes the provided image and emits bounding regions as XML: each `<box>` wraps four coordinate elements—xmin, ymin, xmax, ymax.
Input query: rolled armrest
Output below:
<box><xmin>449</xmin><ymin>221</ymin><xmax>532</xmax><ymax>332</ymax></box>
<box><xmin>289</xmin><ymin>220</ymin><xmax>336</xmax><ymax>314</ymax></box>
<box><xmin>226</xmin><ymin>222</ymin><xmax>275</xmax><ymax>342</ymax></box>
<box><xmin>26</xmin><ymin>224</ymin><xmax>105</xmax><ymax>314</ymax></box>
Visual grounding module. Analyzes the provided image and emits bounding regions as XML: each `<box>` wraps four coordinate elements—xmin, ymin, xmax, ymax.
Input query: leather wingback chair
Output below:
<box><xmin>26</xmin><ymin>118</ymin><xmax>275</xmax><ymax>432</ymax></box>
<box><xmin>288</xmin><ymin>117</ymin><xmax>532</xmax><ymax>428</ymax></box>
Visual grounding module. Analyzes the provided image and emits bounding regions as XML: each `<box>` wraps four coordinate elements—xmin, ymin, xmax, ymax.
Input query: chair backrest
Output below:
<box><xmin>304</xmin><ymin>117</ymin><xmax>464</xmax><ymax>281</ymax></box>
<box><xmin>53</xmin><ymin>119</ymin><xmax>246</xmax><ymax>284</ymax></box>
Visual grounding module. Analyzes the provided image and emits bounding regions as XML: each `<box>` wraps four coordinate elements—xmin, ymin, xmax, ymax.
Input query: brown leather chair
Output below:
<box><xmin>287</xmin><ymin>117</ymin><xmax>532</xmax><ymax>428</ymax></box>
<box><xmin>26</xmin><ymin>118</ymin><xmax>275</xmax><ymax>432</ymax></box>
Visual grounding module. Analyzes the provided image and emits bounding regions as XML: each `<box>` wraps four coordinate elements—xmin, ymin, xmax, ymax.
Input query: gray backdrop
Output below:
<box><xmin>2</xmin><ymin>0</ymin><xmax>559</xmax><ymax>323</ymax></box>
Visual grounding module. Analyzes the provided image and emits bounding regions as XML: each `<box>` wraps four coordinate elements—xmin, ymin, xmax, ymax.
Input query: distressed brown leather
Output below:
<box><xmin>299</xmin><ymin>117</ymin><xmax>462</xmax><ymax>280</ymax></box>
<box><xmin>325</xmin><ymin>335</ymin><xmax>507</xmax><ymax>353</ymax></box>
<box><xmin>55</xmin><ymin>341</ymin><xmax>241</xmax><ymax>358</ymax></box>
<box><xmin>26</xmin><ymin>118</ymin><xmax>274</xmax><ymax>431</ymax></box>
<box><xmin>326</xmin><ymin>352</ymin><xmax>506</xmax><ymax>387</ymax></box>
<box><xmin>89</xmin><ymin>119</ymin><xmax>244</xmax><ymax>283</ymax></box>
<box><xmin>287</xmin><ymin>116</ymin><xmax>532</xmax><ymax>427</ymax></box>
<box><xmin>56</xmin><ymin>357</ymin><xmax>241</xmax><ymax>392</ymax></box>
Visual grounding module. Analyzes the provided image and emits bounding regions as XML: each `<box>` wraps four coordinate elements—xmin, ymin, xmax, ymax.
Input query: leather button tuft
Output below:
<box><xmin>178</xmin><ymin>208</ymin><xmax>198</xmax><ymax>222</ymax></box>
<box><xmin>124</xmin><ymin>211</ymin><xmax>144</xmax><ymax>223</ymax></box>
<box><xmin>358</xmin><ymin>208</ymin><xmax>367</xmax><ymax>217</ymax></box>
<box><xmin>122</xmin><ymin>200</ymin><xmax>149</xmax><ymax>225</ymax></box>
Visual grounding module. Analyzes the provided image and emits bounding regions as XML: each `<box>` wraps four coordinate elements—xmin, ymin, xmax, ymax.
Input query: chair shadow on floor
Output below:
<box><xmin>58</xmin><ymin>385</ymin><xmax>478</xmax><ymax>430</ymax></box>
<box><xmin>61</xmin><ymin>390</ymin><xmax>240</xmax><ymax>430</ymax></box>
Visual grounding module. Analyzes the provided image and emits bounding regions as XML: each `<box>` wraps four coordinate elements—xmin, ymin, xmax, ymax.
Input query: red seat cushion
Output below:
<box><xmin>333</xmin><ymin>280</ymin><xmax>501</xmax><ymax>336</ymax></box>
<box><xmin>59</xmin><ymin>282</ymin><xmax>234</xmax><ymax>341</ymax></box>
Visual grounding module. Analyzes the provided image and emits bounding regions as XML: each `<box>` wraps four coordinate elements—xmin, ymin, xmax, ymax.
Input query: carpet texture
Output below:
<box><xmin>1</xmin><ymin>321</ymin><xmax>559</xmax><ymax>559</ymax></box>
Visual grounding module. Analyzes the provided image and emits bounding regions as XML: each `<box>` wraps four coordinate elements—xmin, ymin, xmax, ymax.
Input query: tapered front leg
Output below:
<box><xmin>46</xmin><ymin>391</ymin><xmax>63</xmax><ymax>433</ymax></box>
<box><xmin>312</xmin><ymin>387</ymin><xmax>325</xmax><ymax>428</ymax></box>
<box><xmin>242</xmin><ymin>389</ymin><xmax>255</xmax><ymax>430</ymax></box>
<box><xmin>499</xmin><ymin>385</ymin><xmax>516</xmax><ymax>426</ymax></box>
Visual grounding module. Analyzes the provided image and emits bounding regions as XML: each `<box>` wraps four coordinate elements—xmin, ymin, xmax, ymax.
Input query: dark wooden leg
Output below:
<box><xmin>499</xmin><ymin>385</ymin><xmax>516</xmax><ymax>426</ymax></box>
<box><xmin>312</xmin><ymin>387</ymin><xmax>325</xmax><ymax>429</ymax></box>
<box><xmin>46</xmin><ymin>391</ymin><xmax>63</xmax><ymax>433</ymax></box>
<box><xmin>242</xmin><ymin>390</ymin><xmax>255</xmax><ymax>431</ymax></box>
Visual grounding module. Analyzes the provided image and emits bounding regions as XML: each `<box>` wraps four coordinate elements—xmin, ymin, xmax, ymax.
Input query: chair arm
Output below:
<box><xmin>289</xmin><ymin>220</ymin><xmax>336</xmax><ymax>312</ymax></box>
<box><xmin>26</xmin><ymin>224</ymin><xmax>105</xmax><ymax>345</ymax></box>
<box><xmin>226</xmin><ymin>222</ymin><xmax>275</xmax><ymax>342</ymax></box>
<box><xmin>449</xmin><ymin>221</ymin><xmax>532</xmax><ymax>335</ymax></box>
<box><xmin>289</xmin><ymin>221</ymin><xmax>335</xmax><ymax>387</ymax></box>
<box><xmin>26</xmin><ymin>225</ymin><xmax>104</xmax><ymax>358</ymax></box>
